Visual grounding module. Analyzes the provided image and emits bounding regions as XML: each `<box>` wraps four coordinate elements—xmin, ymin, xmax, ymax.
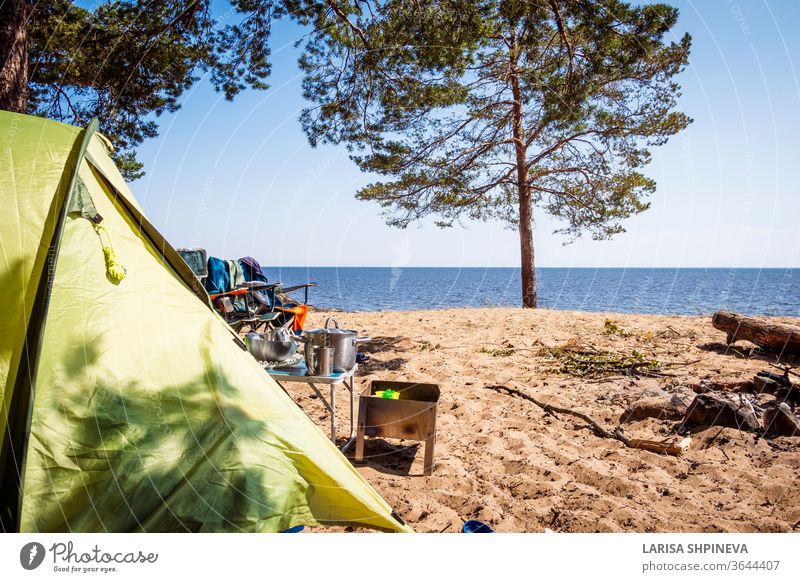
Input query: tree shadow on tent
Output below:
<box><xmin>23</xmin><ymin>337</ymin><xmax>314</xmax><ymax>533</ymax></box>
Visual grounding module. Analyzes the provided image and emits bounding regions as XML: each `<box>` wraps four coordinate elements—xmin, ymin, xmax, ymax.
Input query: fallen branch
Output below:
<box><xmin>484</xmin><ymin>385</ymin><xmax>690</xmax><ymax>456</ymax></box>
<box><xmin>768</xmin><ymin>362</ymin><xmax>800</xmax><ymax>379</ymax></box>
<box><xmin>556</xmin><ymin>350</ymin><xmax>665</xmax><ymax>379</ymax></box>
<box><xmin>656</xmin><ymin>325</ymin><xmax>683</xmax><ymax>338</ymax></box>
<box><xmin>663</xmin><ymin>359</ymin><xmax>703</xmax><ymax>369</ymax></box>
<box><xmin>586</xmin><ymin>376</ymin><xmax>626</xmax><ymax>384</ymax></box>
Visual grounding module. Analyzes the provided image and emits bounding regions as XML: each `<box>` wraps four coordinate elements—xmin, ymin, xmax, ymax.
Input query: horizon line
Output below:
<box><xmin>264</xmin><ymin>265</ymin><xmax>800</xmax><ymax>270</ymax></box>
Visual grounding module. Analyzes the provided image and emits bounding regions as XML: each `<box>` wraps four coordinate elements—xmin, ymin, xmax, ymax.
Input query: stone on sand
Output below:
<box><xmin>622</xmin><ymin>394</ymin><xmax>689</xmax><ymax>422</ymax></box>
<box><xmin>763</xmin><ymin>403</ymin><xmax>800</xmax><ymax>437</ymax></box>
<box><xmin>622</xmin><ymin>385</ymin><xmax>694</xmax><ymax>422</ymax></box>
<box><xmin>681</xmin><ymin>393</ymin><xmax>761</xmax><ymax>432</ymax></box>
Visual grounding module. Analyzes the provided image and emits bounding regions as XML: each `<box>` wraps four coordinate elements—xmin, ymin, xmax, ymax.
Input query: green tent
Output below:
<box><xmin>0</xmin><ymin>111</ymin><xmax>410</xmax><ymax>533</ymax></box>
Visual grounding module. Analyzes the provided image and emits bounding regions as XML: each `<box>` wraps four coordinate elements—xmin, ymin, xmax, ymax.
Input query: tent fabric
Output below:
<box><xmin>0</xmin><ymin>111</ymin><xmax>410</xmax><ymax>533</ymax></box>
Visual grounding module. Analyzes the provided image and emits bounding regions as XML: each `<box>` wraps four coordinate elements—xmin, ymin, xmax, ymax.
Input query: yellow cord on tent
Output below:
<box><xmin>93</xmin><ymin>223</ymin><xmax>127</xmax><ymax>283</ymax></box>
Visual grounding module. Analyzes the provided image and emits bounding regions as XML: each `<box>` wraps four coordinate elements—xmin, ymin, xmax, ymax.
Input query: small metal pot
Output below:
<box><xmin>294</xmin><ymin>317</ymin><xmax>370</xmax><ymax>372</ymax></box>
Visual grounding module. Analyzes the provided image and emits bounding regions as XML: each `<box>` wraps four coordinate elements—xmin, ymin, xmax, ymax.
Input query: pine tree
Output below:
<box><xmin>299</xmin><ymin>0</ymin><xmax>692</xmax><ymax>307</ymax></box>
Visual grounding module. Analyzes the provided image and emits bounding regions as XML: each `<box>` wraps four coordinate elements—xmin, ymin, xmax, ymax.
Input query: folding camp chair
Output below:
<box><xmin>238</xmin><ymin>256</ymin><xmax>315</xmax><ymax>332</ymax></box>
<box><xmin>174</xmin><ymin>253</ymin><xmax>275</xmax><ymax>332</ymax></box>
<box><xmin>177</xmin><ymin>252</ymin><xmax>314</xmax><ymax>333</ymax></box>
<box><xmin>241</xmin><ymin>283</ymin><xmax>310</xmax><ymax>332</ymax></box>
<box><xmin>209</xmin><ymin>281</ymin><xmax>288</xmax><ymax>333</ymax></box>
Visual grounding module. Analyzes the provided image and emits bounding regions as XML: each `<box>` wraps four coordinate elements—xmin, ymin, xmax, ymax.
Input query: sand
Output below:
<box><xmin>279</xmin><ymin>308</ymin><xmax>800</xmax><ymax>533</ymax></box>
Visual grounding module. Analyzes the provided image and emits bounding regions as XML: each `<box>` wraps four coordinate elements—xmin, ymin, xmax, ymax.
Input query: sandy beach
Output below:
<box><xmin>281</xmin><ymin>308</ymin><xmax>800</xmax><ymax>533</ymax></box>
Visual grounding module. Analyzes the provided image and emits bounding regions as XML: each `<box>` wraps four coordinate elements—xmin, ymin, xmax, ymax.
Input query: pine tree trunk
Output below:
<box><xmin>509</xmin><ymin>31</ymin><xmax>537</xmax><ymax>308</ymax></box>
<box><xmin>0</xmin><ymin>0</ymin><xmax>28</xmax><ymax>113</ymax></box>
<box><xmin>518</xmin><ymin>189</ymin><xmax>537</xmax><ymax>308</ymax></box>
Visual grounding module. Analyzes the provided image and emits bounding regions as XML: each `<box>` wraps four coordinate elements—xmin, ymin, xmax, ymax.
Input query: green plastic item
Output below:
<box><xmin>375</xmin><ymin>389</ymin><xmax>400</xmax><ymax>400</ymax></box>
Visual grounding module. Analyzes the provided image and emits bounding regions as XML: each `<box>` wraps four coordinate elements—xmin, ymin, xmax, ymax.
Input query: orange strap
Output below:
<box><xmin>275</xmin><ymin>304</ymin><xmax>309</xmax><ymax>332</ymax></box>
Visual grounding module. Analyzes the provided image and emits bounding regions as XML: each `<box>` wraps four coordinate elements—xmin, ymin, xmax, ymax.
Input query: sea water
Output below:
<box><xmin>263</xmin><ymin>267</ymin><xmax>799</xmax><ymax>316</ymax></box>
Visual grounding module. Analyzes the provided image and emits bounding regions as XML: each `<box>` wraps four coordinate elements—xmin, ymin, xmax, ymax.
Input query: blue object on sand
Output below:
<box><xmin>462</xmin><ymin>519</ymin><xmax>494</xmax><ymax>533</ymax></box>
<box><xmin>280</xmin><ymin>525</ymin><xmax>305</xmax><ymax>533</ymax></box>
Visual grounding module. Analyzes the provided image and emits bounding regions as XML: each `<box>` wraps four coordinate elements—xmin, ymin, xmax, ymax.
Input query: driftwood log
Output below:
<box><xmin>712</xmin><ymin>310</ymin><xmax>800</xmax><ymax>356</ymax></box>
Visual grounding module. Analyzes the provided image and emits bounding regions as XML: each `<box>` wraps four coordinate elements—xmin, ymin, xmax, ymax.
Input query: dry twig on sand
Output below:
<box><xmin>768</xmin><ymin>362</ymin><xmax>800</xmax><ymax>379</ymax></box>
<box><xmin>485</xmin><ymin>385</ymin><xmax>690</xmax><ymax>456</ymax></box>
<box><xmin>661</xmin><ymin>325</ymin><xmax>682</xmax><ymax>337</ymax></box>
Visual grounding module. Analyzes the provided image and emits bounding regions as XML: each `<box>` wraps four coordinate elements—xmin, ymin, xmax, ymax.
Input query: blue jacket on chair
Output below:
<box><xmin>204</xmin><ymin>256</ymin><xmax>231</xmax><ymax>295</ymax></box>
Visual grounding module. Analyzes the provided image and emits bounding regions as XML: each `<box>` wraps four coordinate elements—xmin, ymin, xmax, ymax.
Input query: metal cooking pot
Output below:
<box><xmin>294</xmin><ymin>316</ymin><xmax>371</xmax><ymax>373</ymax></box>
<box><xmin>245</xmin><ymin>328</ymin><xmax>297</xmax><ymax>363</ymax></box>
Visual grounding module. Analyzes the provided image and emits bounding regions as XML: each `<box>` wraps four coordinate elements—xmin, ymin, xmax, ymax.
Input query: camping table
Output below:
<box><xmin>268</xmin><ymin>362</ymin><xmax>358</xmax><ymax>452</ymax></box>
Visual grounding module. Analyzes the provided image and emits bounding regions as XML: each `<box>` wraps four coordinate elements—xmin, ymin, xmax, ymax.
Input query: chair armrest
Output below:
<box><xmin>235</xmin><ymin>281</ymin><xmax>279</xmax><ymax>291</ymax></box>
<box><xmin>277</xmin><ymin>282</ymin><xmax>317</xmax><ymax>294</ymax></box>
<box><xmin>209</xmin><ymin>288</ymin><xmax>251</xmax><ymax>300</ymax></box>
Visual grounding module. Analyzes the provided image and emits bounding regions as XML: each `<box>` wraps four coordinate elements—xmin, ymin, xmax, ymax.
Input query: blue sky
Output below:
<box><xmin>132</xmin><ymin>1</ymin><xmax>800</xmax><ymax>268</ymax></box>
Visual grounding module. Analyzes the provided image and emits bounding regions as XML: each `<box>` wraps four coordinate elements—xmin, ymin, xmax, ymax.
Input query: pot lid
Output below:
<box><xmin>304</xmin><ymin>327</ymin><xmax>356</xmax><ymax>335</ymax></box>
